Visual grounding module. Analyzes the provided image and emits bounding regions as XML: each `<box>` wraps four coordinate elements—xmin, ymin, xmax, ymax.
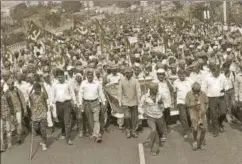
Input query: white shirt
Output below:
<box><xmin>14</xmin><ymin>81</ymin><xmax>31</xmax><ymax>103</ymax></box>
<box><xmin>107</xmin><ymin>73</ymin><xmax>121</xmax><ymax>85</ymax></box>
<box><xmin>43</xmin><ymin>82</ymin><xmax>53</xmax><ymax>106</ymax></box>
<box><xmin>223</xmin><ymin>72</ymin><xmax>235</xmax><ymax>91</ymax></box>
<box><xmin>235</xmin><ymin>72</ymin><xmax>242</xmax><ymax>101</ymax></box>
<box><xmin>78</xmin><ymin>80</ymin><xmax>106</xmax><ymax>106</ymax></box>
<box><xmin>202</xmin><ymin>74</ymin><xmax>226</xmax><ymax>97</ymax></box>
<box><xmin>153</xmin><ymin>79</ymin><xmax>172</xmax><ymax>108</ymax></box>
<box><xmin>174</xmin><ymin>78</ymin><xmax>192</xmax><ymax>104</ymax></box>
<box><xmin>51</xmin><ymin>81</ymin><xmax>76</xmax><ymax>104</ymax></box>
<box><xmin>1</xmin><ymin>80</ymin><xmax>9</xmax><ymax>93</ymax></box>
<box><xmin>189</xmin><ymin>72</ymin><xmax>202</xmax><ymax>85</ymax></box>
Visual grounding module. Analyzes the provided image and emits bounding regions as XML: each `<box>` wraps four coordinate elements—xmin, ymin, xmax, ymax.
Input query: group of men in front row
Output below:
<box><xmin>1</xmin><ymin>58</ymin><xmax>242</xmax><ymax>156</ymax></box>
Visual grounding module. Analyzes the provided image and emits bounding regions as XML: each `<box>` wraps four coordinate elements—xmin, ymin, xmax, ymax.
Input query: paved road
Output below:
<box><xmin>1</xmin><ymin>123</ymin><xmax>242</xmax><ymax>164</ymax></box>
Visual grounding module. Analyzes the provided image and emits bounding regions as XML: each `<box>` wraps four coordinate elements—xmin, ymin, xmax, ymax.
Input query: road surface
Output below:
<box><xmin>1</xmin><ymin>123</ymin><xmax>242</xmax><ymax>164</ymax></box>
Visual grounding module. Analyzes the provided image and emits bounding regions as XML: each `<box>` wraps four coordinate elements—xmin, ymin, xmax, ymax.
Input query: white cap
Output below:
<box><xmin>156</xmin><ymin>69</ymin><xmax>165</xmax><ymax>74</ymax></box>
<box><xmin>227</xmin><ymin>48</ymin><xmax>232</xmax><ymax>52</ymax></box>
<box><xmin>67</xmin><ymin>66</ymin><xmax>74</xmax><ymax>71</ymax></box>
<box><xmin>134</xmin><ymin>63</ymin><xmax>141</xmax><ymax>67</ymax></box>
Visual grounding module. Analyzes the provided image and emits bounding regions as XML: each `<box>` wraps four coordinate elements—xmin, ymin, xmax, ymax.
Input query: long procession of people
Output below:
<box><xmin>1</xmin><ymin>10</ymin><xmax>242</xmax><ymax>156</ymax></box>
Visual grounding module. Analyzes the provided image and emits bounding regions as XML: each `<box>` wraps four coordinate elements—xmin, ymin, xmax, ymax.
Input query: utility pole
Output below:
<box><xmin>223</xmin><ymin>1</ymin><xmax>227</xmax><ymax>25</ymax></box>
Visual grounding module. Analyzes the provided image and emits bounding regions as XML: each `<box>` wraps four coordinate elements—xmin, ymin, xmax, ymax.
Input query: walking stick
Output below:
<box><xmin>29</xmin><ymin>121</ymin><xmax>34</xmax><ymax>160</ymax></box>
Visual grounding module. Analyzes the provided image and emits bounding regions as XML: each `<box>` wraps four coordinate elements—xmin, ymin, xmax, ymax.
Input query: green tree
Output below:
<box><xmin>10</xmin><ymin>3</ymin><xmax>32</xmax><ymax>24</ymax></box>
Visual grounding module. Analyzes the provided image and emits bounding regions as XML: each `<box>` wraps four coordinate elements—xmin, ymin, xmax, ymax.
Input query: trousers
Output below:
<box><xmin>56</xmin><ymin>100</ymin><xmax>73</xmax><ymax>141</ymax></box>
<box><xmin>208</xmin><ymin>96</ymin><xmax>226</xmax><ymax>134</ymax></box>
<box><xmin>177</xmin><ymin>104</ymin><xmax>191</xmax><ymax>135</ymax></box>
<box><xmin>0</xmin><ymin>119</ymin><xmax>12</xmax><ymax>150</ymax></box>
<box><xmin>122</xmin><ymin>106</ymin><xmax>138</xmax><ymax>132</ymax></box>
<box><xmin>83</xmin><ymin>100</ymin><xmax>101</xmax><ymax>138</ymax></box>
<box><xmin>147</xmin><ymin>116</ymin><xmax>166</xmax><ymax>153</ymax></box>
<box><xmin>33</xmin><ymin>119</ymin><xmax>47</xmax><ymax>144</ymax></box>
<box><xmin>47</xmin><ymin>104</ymin><xmax>57</xmax><ymax>127</ymax></box>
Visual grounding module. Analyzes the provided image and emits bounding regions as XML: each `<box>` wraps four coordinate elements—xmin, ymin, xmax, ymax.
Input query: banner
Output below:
<box><xmin>27</xmin><ymin>20</ymin><xmax>57</xmax><ymax>43</ymax></box>
<box><xmin>128</xmin><ymin>36</ymin><xmax>138</xmax><ymax>44</ymax></box>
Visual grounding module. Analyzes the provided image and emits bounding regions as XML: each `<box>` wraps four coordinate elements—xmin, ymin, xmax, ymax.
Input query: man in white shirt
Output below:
<box><xmin>155</xmin><ymin>69</ymin><xmax>173</xmax><ymax>131</ymax></box>
<box><xmin>174</xmin><ymin>69</ymin><xmax>192</xmax><ymax>138</ymax></box>
<box><xmin>78</xmin><ymin>69</ymin><xmax>106</xmax><ymax>143</ymax></box>
<box><xmin>202</xmin><ymin>65</ymin><xmax>227</xmax><ymax>137</ymax></box>
<box><xmin>52</xmin><ymin>70</ymin><xmax>77</xmax><ymax>145</ymax></box>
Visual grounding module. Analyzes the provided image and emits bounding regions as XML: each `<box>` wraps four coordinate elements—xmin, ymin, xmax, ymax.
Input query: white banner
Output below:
<box><xmin>128</xmin><ymin>36</ymin><xmax>138</xmax><ymax>44</ymax></box>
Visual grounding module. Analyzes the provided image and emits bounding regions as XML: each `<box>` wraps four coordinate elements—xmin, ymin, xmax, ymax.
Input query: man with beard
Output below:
<box><xmin>118</xmin><ymin>67</ymin><xmax>141</xmax><ymax>138</ymax></box>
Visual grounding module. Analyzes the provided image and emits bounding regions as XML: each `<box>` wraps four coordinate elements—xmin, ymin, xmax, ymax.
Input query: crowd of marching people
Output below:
<box><xmin>1</xmin><ymin>10</ymin><xmax>242</xmax><ymax>156</ymax></box>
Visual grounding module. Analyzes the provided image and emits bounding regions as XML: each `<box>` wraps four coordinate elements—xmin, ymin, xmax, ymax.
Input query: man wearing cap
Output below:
<box><xmin>185</xmin><ymin>82</ymin><xmax>208</xmax><ymax>150</ymax></box>
<box><xmin>167</xmin><ymin>63</ymin><xmax>178</xmax><ymax>85</ymax></box>
<box><xmin>118</xmin><ymin>67</ymin><xmax>141</xmax><ymax>138</ymax></box>
<box><xmin>51</xmin><ymin>69</ymin><xmax>77</xmax><ymax>145</ymax></box>
<box><xmin>78</xmin><ymin>68</ymin><xmax>106</xmax><ymax>142</ymax></box>
<box><xmin>174</xmin><ymin>69</ymin><xmax>192</xmax><ymax>139</ymax></box>
<box><xmin>202</xmin><ymin>65</ymin><xmax>227</xmax><ymax>137</ymax></box>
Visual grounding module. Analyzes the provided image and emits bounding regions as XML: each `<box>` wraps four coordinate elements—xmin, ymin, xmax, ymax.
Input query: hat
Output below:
<box><xmin>67</xmin><ymin>66</ymin><xmax>74</xmax><ymax>71</ymax></box>
<box><xmin>75</xmin><ymin>73</ymin><xmax>82</xmax><ymax>77</ymax></box>
<box><xmin>134</xmin><ymin>63</ymin><xmax>141</xmax><ymax>68</ymax></box>
<box><xmin>226</xmin><ymin>48</ymin><xmax>232</xmax><ymax>52</ymax></box>
<box><xmin>124</xmin><ymin>67</ymin><xmax>133</xmax><ymax>73</ymax></box>
<box><xmin>43</xmin><ymin>73</ymin><xmax>49</xmax><ymax>77</ymax></box>
<box><xmin>156</xmin><ymin>69</ymin><xmax>165</xmax><ymax>74</ymax></box>
<box><xmin>148</xmin><ymin>82</ymin><xmax>158</xmax><ymax>92</ymax></box>
<box><xmin>179</xmin><ymin>60</ymin><xmax>186</xmax><ymax>65</ymax></box>
<box><xmin>86</xmin><ymin>68</ymin><xmax>94</xmax><ymax>74</ymax></box>
<box><xmin>27</xmin><ymin>73</ymin><xmax>35</xmax><ymax>78</ymax></box>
